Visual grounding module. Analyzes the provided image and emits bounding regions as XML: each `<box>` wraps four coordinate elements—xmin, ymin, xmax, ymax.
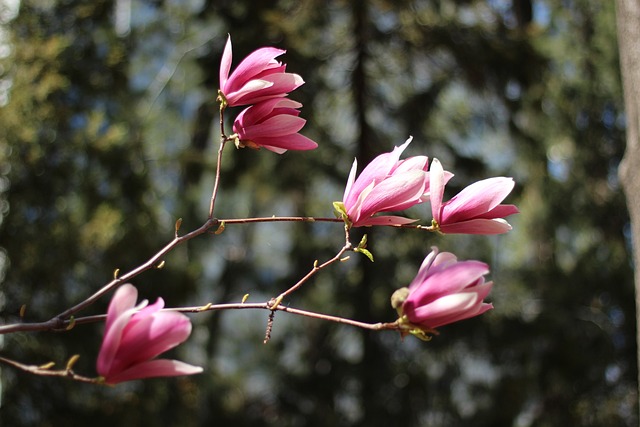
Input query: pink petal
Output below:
<box><xmin>408</xmin><ymin>248</ymin><xmax>440</xmax><ymax>289</ymax></box>
<box><xmin>394</xmin><ymin>155</ymin><xmax>429</xmax><ymax>174</ymax></box>
<box><xmin>262</xmin><ymin>72</ymin><xmax>304</xmax><ymax>91</ymax></box>
<box><xmin>475</xmin><ymin>204</ymin><xmax>520</xmax><ymax>220</ymax></box>
<box><xmin>219</xmin><ymin>35</ymin><xmax>232</xmax><ymax>89</ymax></box>
<box><xmin>343</xmin><ymin>159</ymin><xmax>359</xmax><ymax>205</ymax></box>
<box><xmin>227</xmin><ymin>73</ymin><xmax>303</xmax><ymax>106</ymax></box>
<box><xmin>353</xmin><ymin>215</ymin><xmax>418</xmax><ymax>227</ymax></box>
<box><xmin>407</xmin><ymin>283</ymin><xmax>493</xmax><ymax>329</ymax></box>
<box><xmin>429</xmin><ymin>158</ymin><xmax>445</xmax><ymax>222</ymax></box>
<box><xmin>130</xmin><ymin>296</ymin><xmax>164</xmax><ymax>319</ymax></box>
<box><xmin>224</xmin><ymin>79</ymin><xmax>276</xmax><ymax>105</ymax></box>
<box><xmin>98</xmin><ymin>285</ymin><xmax>151</xmax><ymax>376</ymax></box>
<box><xmin>105</xmin><ymin>359</ymin><xmax>203</xmax><ymax>384</ymax></box>
<box><xmin>409</xmin><ymin>292</ymin><xmax>480</xmax><ymax>323</ymax></box>
<box><xmin>431</xmin><ymin>251</ymin><xmax>458</xmax><ymax>268</ymax></box>
<box><xmin>347</xmin><ymin>138</ymin><xmax>412</xmax><ymax>205</ymax></box>
<box><xmin>241</xmin><ymin>98</ymin><xmax>301</xmax><ymax>123</ymax></box>
<box><xmin>241</xmin><ymin>115</ymin><xmax>306</xmax><ymax>139</ymax></box>
<box><xmin>439</xmin><ymin>218</ymin><xmax>513</xmax><ymax>234</ymax></box>
<box><xmin>113</xmin><ymin>312</ymin><xmax>192</xmax><ymax>371</ymax></box>
<box><xmin>442</xmin><ymin>177</ymin><xmax>515</xmax><ymax>224</ymax></box>
<box><xmin>471</xmin><ymin>281</ymin><xmax>494</xmax><ymax>300</ymax></box>
<box><xmin>429</xmin><ymin>300</ymin><xmax>494</xmax><ymax>328</ymax></box>
<box><xmin>418</xmin><ymin>300</ymin><xmax>493</xmax><ymax>329</ymax></box>
<box><xmin>406</xmin><ymin>261</ymin><xmax>489</xmax><ymax>305</ymax></box>
<box><xmin>346</xmin><ymin>181</ymin><xmax>375</xmax><ymax>222</ymax></box>
<box><xmin>259</xmin><ymin>145</ymin><xmax>288</xmax><ymax>154</ymax></box>
<box><xmin>422</xmin><ymin>170</ymin><xmax>454</xmax><ymax>199</ymax></box>
<box><xmin>96</xmin><ymin>306</ymin><xmax>139</xmax><ymax>377</ymax></box>
<box><xmin>357</xmin><ymin>169</ymin><xmax>427</xmax><ymax>217</ymax></box>
<box><xmin>104</xmin><ymin>284</ymin><xmax>138</xmax><ymax>333</ymax></box>
<box><xmin>408</xmin><ymin>250</ymin><xmax>467</xmax><ymax>292</ymax></box>
<box><xmin>225</xmin><ymin>46</ymin><xmax>286</xmax><ymax>91</ymax></box>
<box><xmin>252</xmin><ymin>133</ymin><xmax>318</xmax><ymax>152</ymax></box>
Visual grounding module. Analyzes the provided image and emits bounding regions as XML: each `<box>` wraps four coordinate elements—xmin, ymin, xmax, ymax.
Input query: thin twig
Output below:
<box><xmin>0</xmin><ymin>356</ymin><xmax>100</xmax><ymax>384</ymax></box>
<box><xmin>264</xmin><ymin>310</ymin><xmax>276</xmax><ymax>344</ymax></box>
<box><xmin>0</xmin><ymin>218</ymin><xmax>219</xmax><ymax>335</ymax></box>
<box><xmin>218</xmin><ymin>216</ymin><xmax>436</xmax><ymax>232</ymax></box>
<box><xmin>56</xmin><ymin>218</ymin><xmax>218</xmax><ymax>319</ymax></box>
<box><xmin>0</xmin><ymin>217</ymin><xmax>422</xmax><ymax>335</ymax></box>
<box><xmin>171</xmin><ymin>302</ymin><xmax>399</xmax><ymax>331</ymax></box>
<box><xmin>15</xmin><ymin>302</ymin><xmax>400</xmax><ymax>334</ymax></box>
<box><xmin>273</xmin><ymin>224</ymin><xmax>353</xmax><ymax>303</ymax></box>
<box><xmin>220</xmin><ymin>216</ymin><xmax>343</xmax><ymax>224</ymax></box>
<box><xmin>208</xmin><ymin>106</ymin><xmax>228</xmax><ymax>218</ymax></box>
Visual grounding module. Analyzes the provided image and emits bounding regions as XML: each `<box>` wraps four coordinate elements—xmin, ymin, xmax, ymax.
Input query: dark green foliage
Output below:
<box><xmin>0</xmin><ymin>0</ymin><xmax>635</xmax><ymax>426</ymax></box>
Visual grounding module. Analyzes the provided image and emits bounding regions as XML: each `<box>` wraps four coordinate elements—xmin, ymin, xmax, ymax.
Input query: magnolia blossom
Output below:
<box><xmin>338</xmin><ymin>138</ymin><xmax>430</xmax><ymax>227</ymax></box>
<box><xmin>429</xmin><ymin>158</ymin><xmax>519</xmax><ymax>234</ymax></box>
<box><xmin>392</xmin><ymin>247</ymin><xmax>493</xmax><ymax>334</ymax></box>
<box><xmin>232</xmin><ymin>98</ymin><xmax>318</xmax><ymax>153</ymax></box>
<box><xmin>97</xmin><ymin>284</ymin><xmax>202</xmax><ymax>384</ymax></box>
<box><xmin>219</xmin><ymin>35</ymin><xmax>304</xmax><ymax>107</ymax></box>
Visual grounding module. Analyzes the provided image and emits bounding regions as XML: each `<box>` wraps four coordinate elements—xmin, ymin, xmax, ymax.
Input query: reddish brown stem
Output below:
<box><xmin>0</xmin><ymin>218</ymin><xmax>219</xmax><ymax>335</ymax></box>
<box><xmin>0</xmin><ymin>356</ymin><xmax>101</xmax><ymax>384</ymax></box>
<box><xmin>208</xmin><ymin>105</ymin><xmax>227</xmax><ymax>218</ymax></box>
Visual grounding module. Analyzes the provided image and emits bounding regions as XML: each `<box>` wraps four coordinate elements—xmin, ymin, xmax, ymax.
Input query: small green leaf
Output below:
<box><xmin>66</xmin><ymin>316</ymin><xmax>76</xmax><ymax>331</ymax></box>
<box><xmin>409</xmin><ymin>329</ymin><xmax>433</xmax><ymax>341</ymax></box>
<box><xmin>66</xmin><ymin>354</ymin><xmax>80</xmax><ymax>371</ymax></box>
<box><xmin>332</xmin><ymin>201</ymin><xmax>352</xmax><ymax>227</ymax></box>
<box><xmin>215</xmin><ymin>221</ymin><xmax>226</xmax><ymax>235</ymax></box>
<box><xmin>390</xmin><ymin>287</ymin><xmax>410</xmax><ymax>311</ymax></box>
<box><xmin>38</xmin><ymin>361</ymin><xmax>56</xmax><ymax>370</ymax></box>
<box><xmin>333</xmin><ymin>201</ymin><xmax>347</xmax><ymax>218</ymax></box>
<box><xmin>355</xmin><ymin>247</ymin><xmax>374</xmax><ymax>262</ymax></box>
<box><xmin>357</xmin><ymin>233</ymin><xmax>368</xmax><ymax>249</ymax></box>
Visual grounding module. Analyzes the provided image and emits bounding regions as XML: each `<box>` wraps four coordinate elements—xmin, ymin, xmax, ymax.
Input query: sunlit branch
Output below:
<box><xmin>0</xmin><ymin>356</ymin><xmax>100</xmax><ymax>384</ymax></box>
<box><xmin>0</xmin><ymin>218</ymin><xmax>220</xmax><ymax>335</ymax></box>
<box><xmin>220</xmin><ymin>216</ymin><xmax>343</xmax><ymax>224</ymax></box>
<box><xmin>219</xmin><ymin>216</ymin><xmax>436</xmax><ymax>232</ymax></box>
<box><xmin>271</xmin><ymin>223</ymin><xmax>353</xmax><ymax>306</ymax></box>
<box><xmin>1</xmin><ymin>300</ymin><xmax>401</xmax><ymax>336</ymax></box>
<box><xmin>0</xmin><ymin>216</ymin><xmax>435</xmax><ymax>336</ymax></box>
<box><xmin>208</xmin><ymin>105</ymin><xmax>228</xmax><ymax>218</ymax></box>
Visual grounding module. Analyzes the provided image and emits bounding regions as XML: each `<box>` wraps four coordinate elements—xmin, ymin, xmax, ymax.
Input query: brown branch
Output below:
<box><xmin>220</xmin><ymin>216</ymin><xmax>344</xmax><ymax>225</ymax></box>
<box><xmin>166</xmin><ymin>302</ymin><xmax>400</xmax><ymax>332</ymax></box>
<box><xmin>269</xmin><ymin>223</ymin><xmax>353</xmax><ymax>307</ymax></box>
<box><xmin>218</xmin><ymin>216</ymin><xmax>437</xmax><ymax>232</ymax></box>
<box><xmin>0</xmin><ymin>217</ymin><xmax>219</xmax><ymax>335</ymax></box>
<box><xmin>0</xmin><ymin>217</ymin><xmax>432</xmax><ymax>335</ymax></box>
<box><xmin>208</xmin><ymin>104</ymin><xmax>228</xmax><ymax>219</ymax></box>
<box><xmin>0</xmin><ymin>356</ymin><xmax>101</xmax><ymax>384</ymax></box>
<box><xmin>33</xmin><ymin>302</ymin><xmax>400</xmax><ymax>333</ymax></box>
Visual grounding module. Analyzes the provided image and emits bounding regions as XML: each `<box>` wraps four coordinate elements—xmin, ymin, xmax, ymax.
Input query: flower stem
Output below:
<box><xmin>208</xmin><ymin>105</ymin><xmax>228</xmax><ymax>219</ymax></box>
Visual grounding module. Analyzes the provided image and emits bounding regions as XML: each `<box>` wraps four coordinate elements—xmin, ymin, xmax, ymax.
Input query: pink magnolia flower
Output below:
<box><xmin>429</xmin><ymin>158</ymin><xmax>519</xmax><ymax>234</ymax></box>
<box><xmin>232</xmin><ymin>98</ymin><xmax>318</xmax><ymax>153</ymax></box>
<box><xmin>392</xmin><ymin>247</ymin><xmax>493</xmax><ymax>336</ymax></box>
<box><xmin>96</xmin><ymin>284</ymin><xmax>202</xmax><ymax>384</ymax></box>
<box><xmin>338</xmin><ymin>138</ymin><xmax>430</xmax><ymax>227</ymax></box>
<box><xmin>219</xmin><ymin>35</ymin><xmax>304</xmax><ymax>107</ymax></box>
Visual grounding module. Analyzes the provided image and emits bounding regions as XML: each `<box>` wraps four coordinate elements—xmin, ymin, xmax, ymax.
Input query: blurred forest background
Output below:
<box><xmin>0</xmin><ymin>0</ymin><xmax>636</xmax><ymax>426</ymax></box>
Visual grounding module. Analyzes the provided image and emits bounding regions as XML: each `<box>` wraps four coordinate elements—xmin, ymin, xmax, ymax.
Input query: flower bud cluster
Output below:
<box><xmin>95</xmin><ymin>36</ymin><xmax>520</xmax><ymax>385</ymax></box>
<box><xmin>219</xmin><ymin>36</ymin><xmax>317</xmax><ymax>153</ymax></box>
<box><xmin>335</xmin><ymin>139</ymin><xmax>517</xmax><ymax>337</ymax></box>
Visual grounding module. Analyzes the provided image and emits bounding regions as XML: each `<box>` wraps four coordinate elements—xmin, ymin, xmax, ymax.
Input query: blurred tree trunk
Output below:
<box><xmin>615</xmin><ymin>0</ymin><xmax>640</xmax><ymax>411</ymax></box>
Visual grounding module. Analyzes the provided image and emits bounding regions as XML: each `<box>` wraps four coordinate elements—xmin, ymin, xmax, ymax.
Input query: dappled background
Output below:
<box><xmin>0</xmin><ymin>0</ymin><xmax>636</xmax><ymax>426</ymax></box>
